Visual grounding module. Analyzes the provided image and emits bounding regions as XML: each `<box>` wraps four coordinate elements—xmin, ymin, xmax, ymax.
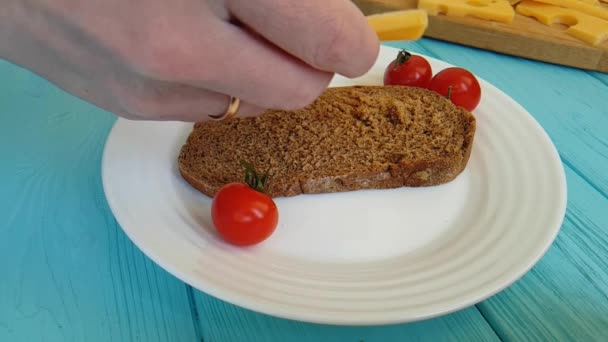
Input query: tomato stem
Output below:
<box><xmin>240</xmin><ymin>160</ymin><xmax>270</xmax><ymax>193</ymax></box>
<box><xmin>393</xmin><ymin>49</ymin><xmax>411</xmax><ymax>70</ymax></box>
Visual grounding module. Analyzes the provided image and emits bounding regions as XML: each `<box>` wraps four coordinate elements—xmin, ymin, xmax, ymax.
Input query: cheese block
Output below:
<box><xmin>516</xmin><ymin>1</ymin><xmax>608</xmax><ymax>45</ymax></box>
<box><xmin>418</xmin><ymin>0</ymin><xmax>515</xmax><ymax>23</ymax></box>
<box><xmin>366</xmin><ymin>9</ymin><xmax>428</xmax><ymax>41</ymax></box>
<box><xmin>533</xmin><ymin>0</ymin><xmax>608</xmax><ymax>20</ymax></box>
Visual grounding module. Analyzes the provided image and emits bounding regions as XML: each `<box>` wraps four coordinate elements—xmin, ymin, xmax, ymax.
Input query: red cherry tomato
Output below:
<box><xmin>427</xmin><ymin>67</ymin><xmax>481</xmax><ymax>112</ymax></box>
<box><xmin>384</xmin><ymin>49</ymin><xmax>432</xmax><ymax>88</ymax></box>
<box><xmin>212</xmin><ymin>182</ymin><xmax>278</xmax><ymax>246</ymax></box>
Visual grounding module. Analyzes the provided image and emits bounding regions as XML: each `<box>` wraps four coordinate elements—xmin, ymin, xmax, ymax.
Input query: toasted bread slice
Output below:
<box><xmin>178</xmin><ymin>85</ymin><xmax>476</xmax><ymax>198</ymax></box>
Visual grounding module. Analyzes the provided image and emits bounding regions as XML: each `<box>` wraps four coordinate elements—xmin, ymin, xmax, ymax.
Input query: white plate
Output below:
<box><xmin>102</xmin><ymin>45</ymin><xmax>567</xmax><ymax>325</ymax></box>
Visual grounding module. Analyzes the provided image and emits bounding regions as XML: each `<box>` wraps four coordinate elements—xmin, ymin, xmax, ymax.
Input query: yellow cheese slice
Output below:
<box><xmin>467</xmin><ymin>0</ymin><xmax>492</xmax><ymax>4</ymax></box>
<box><xmin>366</xmin><ymin>9</ymin><xmax>428</xmax><ymax>41</ymax></box>
<box><xmin>533</xmin><ymin>0</ymin><xmax>608</xmax><ymax>20</ymax></box>
<box><xmin>518</xmin><ymin>0</ymin><xmax>600</xmax><ymax>5</ymax></box>
<box><xmin>571</xmin><ymin>0</ymin><xmax>600</xmax><ymax>4</ymax></box>
<box><xmin>516</xmin><ymin>1</ymin><xmax>608</xmax><ymax>45</ymax></box>
<box><xmin>418</xmin><ymin>0</ymin><xmax>515</xmax><ymax>23</ymax></box>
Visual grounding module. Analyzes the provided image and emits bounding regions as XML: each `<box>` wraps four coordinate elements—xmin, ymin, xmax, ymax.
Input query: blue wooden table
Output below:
<box><xmin>2</xmin><ymin>39</ymin><xmax>607</xmax><ymax>341</ymax></box>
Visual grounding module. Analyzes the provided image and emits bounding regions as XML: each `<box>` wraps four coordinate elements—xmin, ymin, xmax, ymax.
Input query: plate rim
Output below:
<box><xmin>101</xmin><ymin>45</ymin><xmax>568</xmax><ymax>325</ymax></box>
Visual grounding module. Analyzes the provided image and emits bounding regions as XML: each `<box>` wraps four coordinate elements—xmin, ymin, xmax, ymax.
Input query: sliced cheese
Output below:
<box><xmin>519</xmin><ymin>0</ymin><xmax>600</xmax><ymax>5</ymax></box>
<box><xmin>533</xmin><ymin>0</ymin><xmax>608</xmax><ymax>20</ymax></box>
<box><xmin>516</xmin><ymin>1</ymin><xmax>608</xmax><ymax>45</ymax></box>
<box><xmin>467</xmin><ymin>0</ymin><xmax>493</xmax><ymax>5</ymax></box>
<box><xmin>366</xmin><ymin>9</ymin><xmax>428</xmax><ymax>41</ymax></box>
<box><xmin>574</xmin><ymin>0</ymin><xmax>600</xmax><ymax>4</ymax></box>
<box><xmin>418</xmin><ymin>0</ymin><xmax>515</xmax><ymax>23</ymax></box>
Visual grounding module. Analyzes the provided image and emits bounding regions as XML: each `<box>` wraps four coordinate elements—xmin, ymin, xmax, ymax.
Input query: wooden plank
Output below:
<box><xmin>393</xmin><ymin>39</ymin><xmax>608</xmax><ymax>195</ymax></box>
<box><xmin>354</xmin><ymin>0</ymin><xmax>608</xmax><ymax>72</ymax></box>
<box><xmin>191</xmin><ymin>292</ymin><xmax>500</xmax><ymax>342</ymax></box>
<box><xmin>424</xmin><ymin>14</ymin><xmax>608</xmax><ymax>73</ymax></box>
<box><xmin>0</xmin><ymin>61</ymin><xmax>198</xmax><ymax>342</ymax></box>
<box><xmin>590</xmin><ymin>70</ymin><xmax>608</xmax><ymax>85</ymax></box>
<box><xmin>477</xmin><ymin>166</ymin><xmax>608</xmax><ymax>341</ymax></box>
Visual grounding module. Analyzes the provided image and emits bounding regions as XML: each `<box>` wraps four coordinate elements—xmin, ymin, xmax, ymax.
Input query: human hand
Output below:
<box><xmin>0</xmin><ymin>0</ymin><xmax>379</xmax><ymax>121</ymax></box>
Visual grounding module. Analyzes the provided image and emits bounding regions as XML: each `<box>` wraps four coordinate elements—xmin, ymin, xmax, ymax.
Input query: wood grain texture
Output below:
<box><xmin>477</xmin><ymin>167</ymin><xmax>608</xmax><ymax>341</ymax></box>
<box><xmin>590</xmin><ymin>70</ymin><xmax>608</xmax><ymax>85</ymax></box>
<box><xmin>0</xmin><ymin>62</ymin><xmax>198</xmax><ymax>342</ymax></box>
<box><xmin>355</xmin><ymin>0</ymin><xmax>608</xmax><ymax>72</ymax></box>
<box><xmin>191</xmin><ymin>292</ymin><xmax>500</xmax><ymax>342</ymax></box>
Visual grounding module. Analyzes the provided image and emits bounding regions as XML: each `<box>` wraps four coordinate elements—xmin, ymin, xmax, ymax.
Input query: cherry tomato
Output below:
<box><xmin>211</xmin><ymin>161</ymin><xmax>279</xmax><ymax>246</ymax></box>
<box><xmin>212</xmin><ymin>182</ymin><xmax>278</xmax><ymax>246</ymax></box>
<box><xmin>383</xmin><ymin>49</ymin><xmax>432</xmax><ymax>88</ymax></box>
<box><xmin>427</xmin><ymin>67</ymin><xmax>481</xmax><ymax>112</ymax></box>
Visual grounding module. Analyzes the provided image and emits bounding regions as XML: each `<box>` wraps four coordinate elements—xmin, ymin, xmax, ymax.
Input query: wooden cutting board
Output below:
<box><xmin>354</xmin><ymin>0</ymin><xmax>608</xmax><ymax>73</ymax></box>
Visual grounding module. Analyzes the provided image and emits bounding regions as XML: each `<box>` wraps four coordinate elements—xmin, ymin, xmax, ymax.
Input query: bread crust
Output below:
<box><xmin>178</xmin><ymin>85</ymin><xmax>476</xmax><ymax>198</ymax></box>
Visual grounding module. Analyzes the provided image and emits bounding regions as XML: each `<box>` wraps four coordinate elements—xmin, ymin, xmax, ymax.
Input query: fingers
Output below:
<box><xmin>112</xmin><ymin>80</ymin><xmax>265</xmax><ymax>122</ymax></box>
<box><xmin>225</xmin><ymin>0</ymin><xmax>380</xmax><ymax>78</ymax></box>
<box><xmin>144</xmin><ymin>16</ymin><xmax>335</xmax><ymax>111</ymax></box>
<box><xmin>204</xmin><ymin>21</ymin><xmax>336</xmax><ymax>109</ymax></box>
<box><xmin>129</xmin><ymin>1</ymin><xmax>375</xmax><ymax>112</ymax></box>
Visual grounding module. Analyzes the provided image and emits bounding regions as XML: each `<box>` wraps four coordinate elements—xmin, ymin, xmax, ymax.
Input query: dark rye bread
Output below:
<box><xmin>178</xmin><ymin>85</ymin><xmax>476</xmax><ymax>198</ymax></box>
